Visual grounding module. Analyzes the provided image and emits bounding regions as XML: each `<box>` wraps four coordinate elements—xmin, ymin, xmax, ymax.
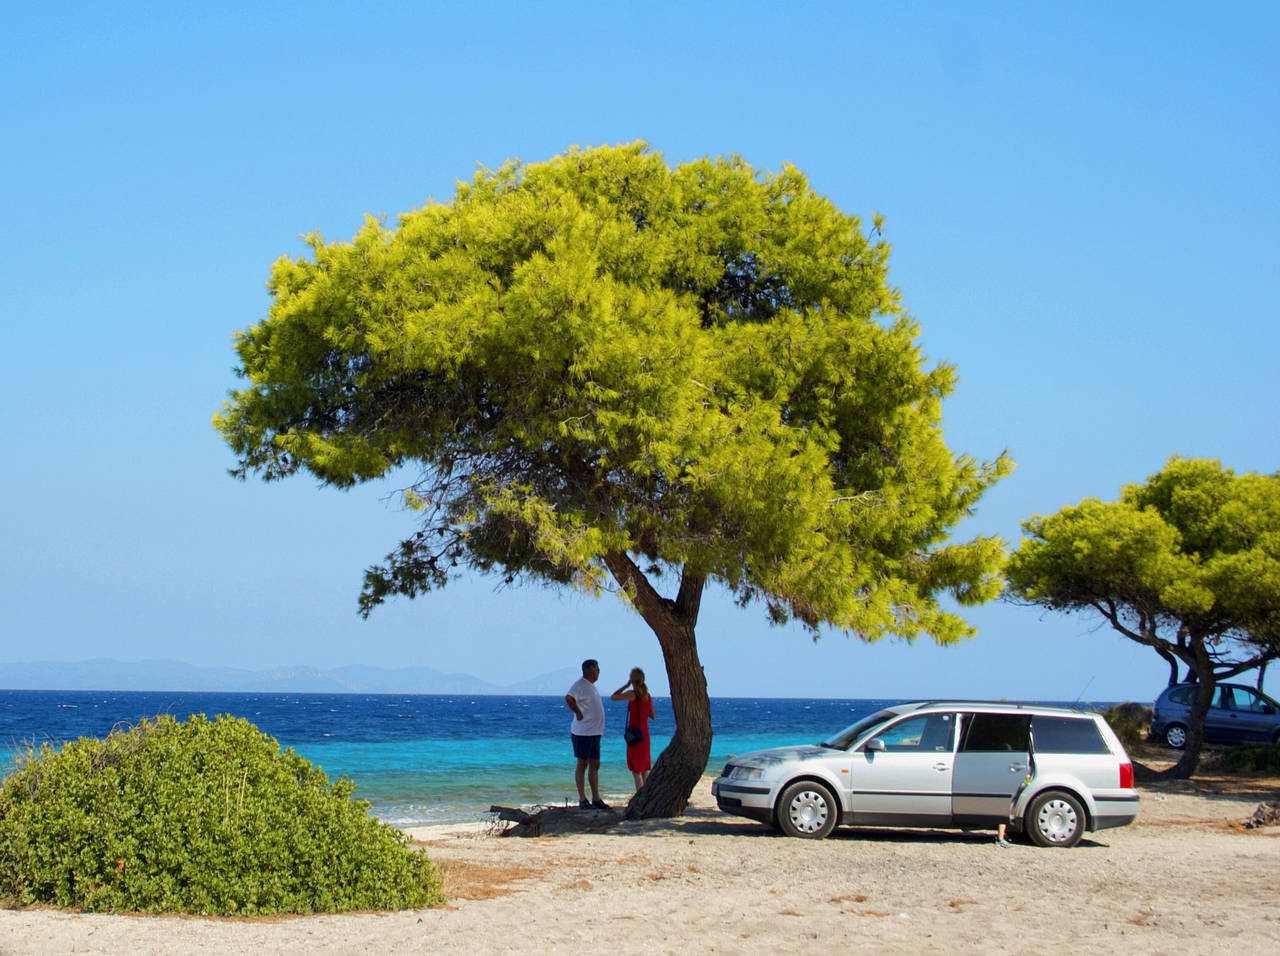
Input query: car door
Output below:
<box><xmin>846</xmin><ymin>712</ymin><xmax>956</xmax><ymax>826</ymax></box>
<box><xmin>1217</xmin><ymin>686</ymin><xmax>1278</xmax><ymax>742</ymax></box>
<box><xmin>952</xmin><ymin>712</ymin><xmax>1032</xmax><ymax>825</ymax></box>
<box><xmin>1197</xmin><ymin>687</ymin><xmax>1230</xmax><ymax>742</ymax></box>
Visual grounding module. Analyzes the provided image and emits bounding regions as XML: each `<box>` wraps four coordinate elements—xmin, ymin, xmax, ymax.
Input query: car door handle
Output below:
<box><xmin>1009</xmin><ymin>764</ymin><xmax>1027</xmax><ymax>774</ymax></box>
<box><xmin>933</xmin><ymin>762</ymin><xmax>950</xmax><ymax>772</ymax></box>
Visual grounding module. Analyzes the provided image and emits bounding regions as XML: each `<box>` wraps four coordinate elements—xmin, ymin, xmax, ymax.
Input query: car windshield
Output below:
<box><xmin>820</xmin><ymin>709</ymin><xmax>901</xmax><ymax>750</ymax></box>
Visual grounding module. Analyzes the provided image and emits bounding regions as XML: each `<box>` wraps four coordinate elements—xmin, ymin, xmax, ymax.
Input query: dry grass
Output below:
<box><xmin>436</xmin><ymin>861</ymin><xmax>545</xmax><ymax>901</ymax></box>
<box><xmin>1133</xmin><ymin>742</ymin><xmax>1280</xmax><ymax>791</ymax></box>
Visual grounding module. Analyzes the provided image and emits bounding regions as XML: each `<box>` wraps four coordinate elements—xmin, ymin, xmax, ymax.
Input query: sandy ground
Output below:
<box><xmin>1</xmin><ymin>776</ymin><xmax>1277</xmax><ymax>955</ymax></box>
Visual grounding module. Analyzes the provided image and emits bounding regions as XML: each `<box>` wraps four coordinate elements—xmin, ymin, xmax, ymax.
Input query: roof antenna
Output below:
<box><xmin>1074</xmin><ymin>676</ymin><xmax>1094</xmax><ymax>705</ymax></box>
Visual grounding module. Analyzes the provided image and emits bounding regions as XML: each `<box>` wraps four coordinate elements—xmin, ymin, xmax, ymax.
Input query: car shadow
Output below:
<box><xmin>827</xmin><ymin>826</ymin><xmax>1110</xmax><ymax>849</ymax></box>
<box><xmin>614</xmin><ymin>813</ymin><xmax>1109</xmax><ymax>847</ymax></box>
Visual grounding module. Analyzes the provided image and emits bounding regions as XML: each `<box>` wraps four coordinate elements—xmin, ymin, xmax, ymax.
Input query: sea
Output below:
<box><xmin>0</xmin><ymin>691</ymin><xmax>899</xmax><ymax>828</ymax></box>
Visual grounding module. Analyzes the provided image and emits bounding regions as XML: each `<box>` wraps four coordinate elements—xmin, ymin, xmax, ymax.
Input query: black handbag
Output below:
<box><xmin>624</xmin><ymin>724</ymin><xmax>642</xmax><ymax>746</ymax></box>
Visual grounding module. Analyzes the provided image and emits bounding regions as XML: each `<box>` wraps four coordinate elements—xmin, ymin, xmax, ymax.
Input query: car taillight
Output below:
<box><xmin>1119</xmin><ymin>761</ymin><xmax>1134</xmax><ymax>789</ymax></box>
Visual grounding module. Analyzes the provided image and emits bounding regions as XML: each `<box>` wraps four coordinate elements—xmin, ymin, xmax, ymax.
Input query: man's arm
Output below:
<box><xmin>565</xmin><ymin>693</ymin><xmax>583</xmax><ymax>720</ymax></box>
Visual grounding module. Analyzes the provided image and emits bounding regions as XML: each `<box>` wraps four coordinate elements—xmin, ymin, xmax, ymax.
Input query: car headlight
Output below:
<box><xmin>730</xmin><ymin>765</ymin><xmax>764</xmax><ymax>781</ymax></box>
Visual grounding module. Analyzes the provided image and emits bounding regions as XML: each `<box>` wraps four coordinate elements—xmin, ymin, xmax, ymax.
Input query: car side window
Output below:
<box><xmin>1221</xmin><ymin>686</ymin><xmax>1272</xmax><ymax>713</ymax></box>
<box><xmin>959</xmin><ymin>713</ymin><xmax>1030</xmax><ymax>752</ymax></box>
<box><xmin>1213</xmin><ymin>685</ymin><xmax>1244</xmax><ymax>711</ymax></box>
<box><xmin>1168</xmin><ymin>686</ymin><xmax>1194</xmax><ymax>705</ymax></box>
<box><xmin>1030</xmin><ymin>716</ymin><xmax>1110</xmax><ymax>754</ymax></box>
<box><xmin>873</xmin><ymin>714</ymin><xmax>955</xmax><ymax>752</ymax></box>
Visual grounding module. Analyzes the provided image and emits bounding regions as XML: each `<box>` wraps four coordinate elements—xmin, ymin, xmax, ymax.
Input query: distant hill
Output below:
<box><xmin>0</xmin><ymin>659</ymin><xmax>580</xmax><ymax>696</ymax></box>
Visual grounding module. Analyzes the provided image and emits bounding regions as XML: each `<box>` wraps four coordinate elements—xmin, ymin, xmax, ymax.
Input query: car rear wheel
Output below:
<box><xmin>776</xmin><ymin>781</ymin><xmax>839</xmax><ymax>839</ymax></box>
<box><xmin>1164</xmin><ymin>723</ymin><xmax>1187</xmax><ymax>749</ymax></box>
<box><xmin>1025</xmin><ymin>791</ymin><xmax>1086</xmax><ymax>848</ymax></box>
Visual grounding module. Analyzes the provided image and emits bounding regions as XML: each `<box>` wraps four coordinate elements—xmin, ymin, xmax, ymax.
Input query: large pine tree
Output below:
<box><xmin>216</xmin><ymin>143</ymin><xmax>1009</xmax><ymax>817</ymax></box>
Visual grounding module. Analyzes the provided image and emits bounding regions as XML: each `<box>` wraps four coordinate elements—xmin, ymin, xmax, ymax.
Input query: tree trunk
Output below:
<box><xmin>1162</xmin><ymin>651</ymin><xmax>1216</xmax><ymax>780</ymax></box>
<box><xmin>626</xmin><ymin>613</ymin><xmax>712</xmax><ymax>818</ymax></box>
<box><xmin>602</xmin><ymin>552</ymin><xmax>712</xmax><ymax>819</ymax></box>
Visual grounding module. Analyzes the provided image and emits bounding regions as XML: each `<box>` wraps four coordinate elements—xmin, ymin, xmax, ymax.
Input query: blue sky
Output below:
<box><xmin>1</xmin><ymin>2</ymin><xmax>1276</xmax><ymax>701</ymax></box>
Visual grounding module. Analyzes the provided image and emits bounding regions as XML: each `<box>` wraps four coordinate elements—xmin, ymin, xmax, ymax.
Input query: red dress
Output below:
<box><xmin>626</xmin><ymin>694</ymin><xmax>656</xmax><ymax>772</ymax></box>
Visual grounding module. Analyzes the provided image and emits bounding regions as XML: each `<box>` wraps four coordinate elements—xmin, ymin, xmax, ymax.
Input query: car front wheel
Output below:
<box><xmin>1164</xmin><ymin>723</ymin><xmax>1187</xmax><ymax>749</ymax></box>
<box><xmin>1025</xmin><ymin>791</ymin><xmax>1086</xmax><ymax>848</ymax></box>
<box><xmin>776</xmin><ymin>781</ymin><xmax>839</xmax><ymax>839</ymax></box>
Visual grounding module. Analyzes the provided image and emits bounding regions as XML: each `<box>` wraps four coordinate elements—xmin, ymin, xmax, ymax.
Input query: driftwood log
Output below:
<box><xmin>490</xmin><ymin>804</ymin><xmax>623</xmax><ymax>837</ymax></box>
<box><xmin>1243</xmin><ymin>799</ymin><xmax>1280</xmax><ymax>829</ymax></box>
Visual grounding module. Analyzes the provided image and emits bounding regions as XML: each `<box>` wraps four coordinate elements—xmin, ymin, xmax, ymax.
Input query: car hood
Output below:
<box><xmin>729</xmin><ymin>745</ymin><xmax>834</xmax><ymax>768</ymax></box>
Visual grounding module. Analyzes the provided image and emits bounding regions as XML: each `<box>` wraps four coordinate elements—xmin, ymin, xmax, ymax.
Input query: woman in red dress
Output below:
<box><xmin>611</xmin><ymin>667</ymin><xmax>656</xmax><ymax>790</ymax></box>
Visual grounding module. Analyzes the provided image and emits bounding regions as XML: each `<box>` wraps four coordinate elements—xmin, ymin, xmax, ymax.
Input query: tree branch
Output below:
<box><xmin>1214</xmin><ymin>648</ymin><xmax>1280</xmax><ymax>681</ymax></box>
<box><xmin>602</xmin><ymin>551</ymin><xmax>673</xmax><ymax>632</ymax></box>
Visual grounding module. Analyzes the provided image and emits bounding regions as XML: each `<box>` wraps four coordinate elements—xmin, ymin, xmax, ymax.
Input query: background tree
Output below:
<box><xmin>1005</xmin><ymin>457</ymin><xmax>1280</xmax><ymax>778</ymax></box>
<box><xmin>215</xmin><ymin>142</ymin><xmax>1010</xmax><ymax>818</ymax></box>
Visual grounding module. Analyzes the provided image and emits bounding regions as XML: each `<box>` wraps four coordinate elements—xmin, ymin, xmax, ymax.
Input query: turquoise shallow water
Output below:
<box><xmin>292</xmin><ymin>729</ymin><xmax>834</xmax><ymax>826</ymax></box>
<box><xmin>0</xmin><ymin>691</ymin><xmax>892</xmax><ymax>825</ymax></box>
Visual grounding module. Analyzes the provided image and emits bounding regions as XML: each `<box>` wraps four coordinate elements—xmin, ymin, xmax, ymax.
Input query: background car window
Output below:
<box><xmin>873</xmin><ymin>714</ymin><xmax>955</xmax><ymax>752</ymax></box>
<box><xmin>1030</xmin><ymin>715</ymin><xmax>1109</xmax><ymax>754</ymax></box>
<box><xmin>1220</xmin><ymin>686</ymin><xmax>1274</xmax><ymax>713</ymax></box>
<box><xmin>1168</xmin><ymin>686</ymin><xmax>1194</xmax><ymax>705</ymax></box>
<box><xmin>959</xmin><ymin>713</ymin><xmax>1030</xmax><ymax>752</ymax></box>
<box><xmin>1250</xmin><ymin>690</ymin><xmax>1277</xmax><ymax>713</ymax></box>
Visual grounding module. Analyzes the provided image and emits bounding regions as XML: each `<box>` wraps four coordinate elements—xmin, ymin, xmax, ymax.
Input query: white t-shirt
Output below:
<box><xmin>567</xmin><ymin>676</ymin><xmax>605</xmax><ymax>736</ymax></box>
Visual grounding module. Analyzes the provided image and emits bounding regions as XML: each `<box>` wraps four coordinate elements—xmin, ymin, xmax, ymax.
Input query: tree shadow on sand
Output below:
<box><xmin>489</xmin><ymin>804</ymin><xmax>1115</xmax><ymax>847</ymax></box>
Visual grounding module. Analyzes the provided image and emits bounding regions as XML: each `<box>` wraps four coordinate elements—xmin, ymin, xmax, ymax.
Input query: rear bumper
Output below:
<box><xmin>1092</xmin><ymin>794</ymin><xmax>1140</xmax><ymax>831</ymax></box>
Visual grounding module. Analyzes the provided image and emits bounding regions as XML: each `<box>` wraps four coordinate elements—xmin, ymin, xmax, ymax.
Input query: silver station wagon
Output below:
<box><xmin>712</xmin><ymin>701</ymin><xmax>1139</xmax><ymax>847</ymax></box>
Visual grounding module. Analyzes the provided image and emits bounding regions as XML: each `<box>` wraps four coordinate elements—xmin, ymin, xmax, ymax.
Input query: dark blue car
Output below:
<box><xmin>1151</xmin><ymin>682</ymin><xmax>1280</xmax><ymax>749</ymax></box>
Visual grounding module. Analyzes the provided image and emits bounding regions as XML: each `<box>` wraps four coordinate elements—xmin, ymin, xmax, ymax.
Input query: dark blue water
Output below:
<box><xmin>0</xmin><ymin>691</ymin><xmax>895</xmax><ymax>827</ymax></box>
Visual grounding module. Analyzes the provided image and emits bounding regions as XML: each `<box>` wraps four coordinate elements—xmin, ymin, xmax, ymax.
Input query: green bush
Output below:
<box><xmin>1102</xmin><ymin>702</ymin><xmax>1151</xmax><ymax>752</ymax></box>
<box><xmin>0</xmin><ymin>714</ymin><xmax>444</xmax><ymax>914</ymax></box>
<box><xmin>1223</xmin><ymin>743</ymin><xmax>1280</xmax><ymax>774</ymax></box>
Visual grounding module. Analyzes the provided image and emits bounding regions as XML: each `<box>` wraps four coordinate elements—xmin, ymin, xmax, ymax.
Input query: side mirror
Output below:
<box><xmin>865</xmin><ymin>737</ymin><xmax>885</xmax><ymax>752</ymax></box>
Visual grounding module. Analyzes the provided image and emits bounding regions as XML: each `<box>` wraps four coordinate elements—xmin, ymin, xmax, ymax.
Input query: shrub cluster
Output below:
<box><xmin>1101</xmin><ymin>702</ymin><xmax>1152</xmax><ymax>751</ymax></box>
<box><xmin>0</xmin><ymin>714</ymin><xmax>444</xmax><ymax>914</ymax></box>
<box><xmin>1223</xmin><ymin>743</ymin><xmax>1280</xmax><ymax>774</ymax></box>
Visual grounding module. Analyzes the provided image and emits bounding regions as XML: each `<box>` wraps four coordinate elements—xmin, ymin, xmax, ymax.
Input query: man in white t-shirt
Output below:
<box><xmin>565</xmin><ymin>658</ymin><xmax>608</xmax><ymax>809</ymax></box>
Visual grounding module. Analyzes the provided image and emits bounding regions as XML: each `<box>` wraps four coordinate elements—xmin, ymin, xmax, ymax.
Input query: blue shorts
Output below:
<box><xmin>571</xmin><ymin>733</ymin><xmax>601</xmax><ymax>761</ymax></box>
